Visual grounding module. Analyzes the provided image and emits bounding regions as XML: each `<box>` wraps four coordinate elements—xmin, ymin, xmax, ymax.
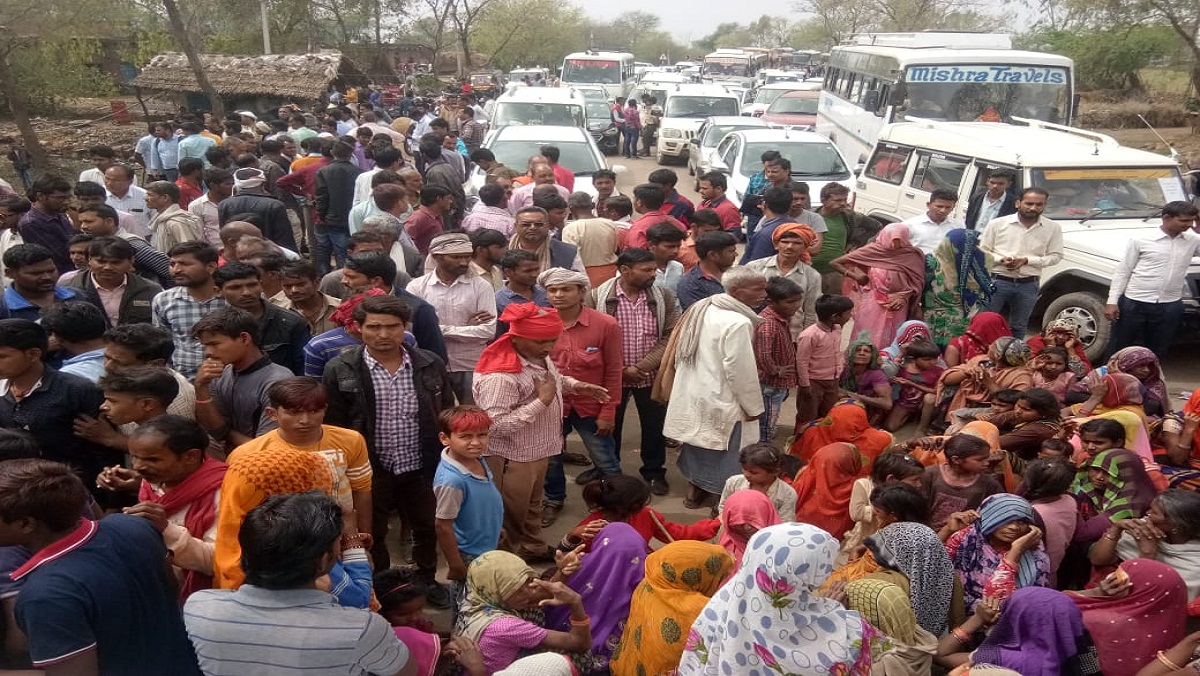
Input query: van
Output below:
<box><xmin>655</xmin><ymin>84</ymin><xmax>742</xmax><ymax>165</ymax></box>
<box><xmin>490</xmin><ymin>87</ymin><xmax>588</xmax><ymax>129</ymax></box>
<box><xmin>853</xmin><ymin>117</ymin><xmax>1197</xmax><ymax>360</ymax></box>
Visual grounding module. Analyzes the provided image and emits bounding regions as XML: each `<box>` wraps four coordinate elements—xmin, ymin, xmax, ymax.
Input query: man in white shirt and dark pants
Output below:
<box><xmin>903</xmin><ymin>188</ymin><xmax>963</xmax><ymax>255</ymax></box>
<box><xmin>1105</xmin><ymin>201</ymin><xmax>1200</xmax><ymax>358</ymax></box>
<box><xmin>979</xmin><ymin>187</ymin><xmax>1063</xmax><ymax>338</ymax></box>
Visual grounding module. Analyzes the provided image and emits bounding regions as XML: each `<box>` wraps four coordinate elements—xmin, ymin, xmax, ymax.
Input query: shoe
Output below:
<box><xmin>540</xmin><ymin>501</ymin><xmax>563</xmax><ymax>528</ymax></box>
<box><xmin>648</xmin><ymin>477</ymin><xmax>669</xmax><ymax>496</ymax></box>
<box><xmin>575</xmin><ymin>468</ymin><xmax>603</xmax><ymax>485</ymax></box>
<box><xmin>561</xmin><ymin>452</ymin><xmax>592</xmax><ymax>466</ymax></box>
<box><xmin>424</xmin><ymin>581</ymin><xmax>454</xmax><ymax>610</ymax></box>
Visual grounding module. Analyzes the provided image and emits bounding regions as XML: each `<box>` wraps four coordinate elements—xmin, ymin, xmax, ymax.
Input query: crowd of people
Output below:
<box><xmin>0</xmin><ymin>92</ymin><xmax>1198</xmax><ymax>676</ymax></box>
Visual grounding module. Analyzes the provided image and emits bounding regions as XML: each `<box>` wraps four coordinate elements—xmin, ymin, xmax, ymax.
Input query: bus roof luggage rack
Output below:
<box><xmin>849</xmin><ymin>32</ymin><xmax>1012</xmax><ymax>50</ymax></box>
<box><xmin>1009</xmin><ymin>116</ymin><xmax>1120</xmax><ymax>146</ymax></box>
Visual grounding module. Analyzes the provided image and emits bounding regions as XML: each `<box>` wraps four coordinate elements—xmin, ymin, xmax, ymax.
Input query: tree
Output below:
<box><xmin>161</xmin><ymin>0</ymin><xmax>225</xmax><ymax>118</ymax></box>
<box><xmin>791</xmin><ymin>0</ymin><xmax>990</xmax><ymax>46</ymax></box>
<box><xmin>1026</xmin><ymin>26</ymin><xmax>1175</xmax><ymax>92</ymax></box>
<box><xmin>469</xmin><ymin>0</ymin><xmax>584</xmax><ymax>69</ymax></box>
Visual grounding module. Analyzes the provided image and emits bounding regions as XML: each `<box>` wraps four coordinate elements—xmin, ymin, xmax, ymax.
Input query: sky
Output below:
<box><xmin>575</xmin><ymin>0</ymin><xmax>784</xmax><ymax>44</ymax></box>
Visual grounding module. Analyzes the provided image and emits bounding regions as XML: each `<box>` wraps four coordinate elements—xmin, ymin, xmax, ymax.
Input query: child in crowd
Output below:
<box><xmin>948</xmin><ymin>388</ymin><xmax>1021</xmax><ymax>433</ymax></box>
<box><xmin>432</xmin><ymin>405</ymin><xmax>503</xmax><ymax>599</ymax></box>
<box><xmin>923</xmin><ymin>434</ymin><xmax>1004</xmax><ymax>531</ymax></box>
<box><xmin>374</xmin><ymin>568</ymin><xmax>488</xmax><ymax>676</ymax></box>
<box><xmin>1075</xmin><ymin>417</ymin><xmax>1127</xmax><ymax>464</ymax></box>
<box><xmin>1032</xmin><ymin>346</ymin><xmax>1076</xmax><ymax>401</ymax></box>
<box><xmin>753</xmin><ymin>277</ymin><xmax>804</xmax><ymax>442</ymax></box>
<box><xmin>1021</xmin><ymin>457</ymin><xmax>1078</xmax><ymax>585</ymax></box>
<box><xmin>795</xmin><ymin>294</ymin><xmax>854</xmax><ymax>426</ymax></box>
<box><xmin>1039</xmin><ymin>438</ymin><xmax>1074</xmax><ymax>460</ymax></box>
<box><xmin>717</xmin><ymin>444</ymin><xmax>798</xmax><ymax>518</ymax></box>
<box><xmin>885</xmin><ymin>340</ymin><xmax>944</xmax><ymax>433</ymax></box>
<box><xmin>840</xmin><ymin>451</ymin><xmax>925</xmax><ymax>561</ymax></box>
<box><xmin>561</xmin><ymin>475</ymin><xmax>719</xmax><ymax>552</ymax></box>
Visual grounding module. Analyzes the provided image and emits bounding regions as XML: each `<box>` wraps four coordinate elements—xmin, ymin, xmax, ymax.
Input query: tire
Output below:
<box><xmin>1042</xmin><ymin>291</ymin><xmax>1111</xmax><ymax>363</ymax></box>
<box><xmin>656</xmin><ymin>150</ymin><xmax>666</xmax><ymax>165</ymax></box>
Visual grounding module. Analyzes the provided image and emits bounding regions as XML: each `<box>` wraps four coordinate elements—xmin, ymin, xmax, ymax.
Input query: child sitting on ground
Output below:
<box><xmin>839</xmin><ymin>450</ymin><xmax>925</xmax><ymax>562</ymax></box>
<box><xmin>560</xmin><ymin>475</ymin><xmax>719</xmax><ymax>552</ymax></box>
<box><xmin>923</xmin><ymin>434</ymin><xmax>1004</xmax><ymax>532</ymax></box>
<box><xmin>1039</xmin><ymin>438</ymin><xmax>1074</xmax><ymax>460</ymax></box>
<box><xmin>717</xmin><ymin>443</ymin><xmax>798</xmax><ymax>518</ymax></box>
<box><xmin>884</xmin><ymin>340</ymin><xmax>944</xmax><ymax>434</ymax></box>
<box><xmin>947</xmin><ymin>388</ymin><xmax>1021</xmax><ymax>433</ymax></box>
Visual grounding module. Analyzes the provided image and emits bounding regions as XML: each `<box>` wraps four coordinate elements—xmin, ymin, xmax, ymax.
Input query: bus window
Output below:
<box><xmin>875</xmin><ymin>84</ymin><xmax>891</xmax><ymax>117</ymax></box>
<box><xmin>864</xmin><ymin>144</ymin><xmax>913</xmax><ymax>185</ymax></box>
<box><xmin>909</xmin><ymin>151</ymin><xmax>970</xmax><ymax>193</ymax></box>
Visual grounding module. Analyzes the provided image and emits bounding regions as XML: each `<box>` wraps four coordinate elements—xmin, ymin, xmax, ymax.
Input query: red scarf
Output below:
<box><xmin>138</xmin><ymin>457</ymin><xmax>228</xmax><ymax>600</ymax></box>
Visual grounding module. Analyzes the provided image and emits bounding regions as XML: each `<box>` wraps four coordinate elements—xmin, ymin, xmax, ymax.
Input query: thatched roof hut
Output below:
<box><xmin>132</xmin><ymin>51</ymin><xmax>369</xmax><ymax>107</ymax></box>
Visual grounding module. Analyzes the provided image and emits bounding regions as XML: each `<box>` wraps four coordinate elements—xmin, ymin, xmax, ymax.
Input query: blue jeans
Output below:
<box><xmin>16</xmin><ymin>168</ymin><xmax>33</xmax><ymax>190</ymax></box>
<box><xmin>987</xmin><ymin>276</ymin><xmax>1040</xmax><ymax>338</ymax></box>
<box><xmin>760</xmin><ymin>386</ymin><xmax>790</xmax><ymax>443</ymax></box>
<box><xmin>313</xmin><ymin>226</ymin><xmax>350</xmax><ymax>275</ymax></box>
<box><xmin>544</xmin><ymin>412</ymin><xmax>622</xmax><ymax>503</ymax></box>
<box><xmin>623</xmin><ymin>128</ymin><xmax>639</xmax><ymax>157</ymax></box>
<box><xmin>1107</xmin><ymin>296</ymin><xmax>1184</xmax><ymax>360</ymax></box>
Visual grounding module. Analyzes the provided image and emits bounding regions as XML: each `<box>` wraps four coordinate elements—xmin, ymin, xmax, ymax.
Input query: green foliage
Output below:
<box><xmin>1027</xmin><ymin>25</ymin><xmax>1177</xmax><ymax>91</ymax></box>
<box><xmin>468</xmin><ymin>0</ymin><xmax>585</xmax><ymax>69</ymax></box>
<box><xmin>6</xmin><ymin>39</ymin><xmax>116</xmax><ymax>113</ymax></box>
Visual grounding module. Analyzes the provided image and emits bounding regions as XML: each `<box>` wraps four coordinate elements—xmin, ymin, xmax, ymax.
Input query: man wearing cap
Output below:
<box><xmin>537</xmin><ymin>267</ymin><xmax>622</xmax><ymax>526</ymax></box>
<box><xmin>218</xmin><ymin>168</ymin><xmax>297</xmax><ymax>252</ymax></box>
<box><xmin>745</xmin><ymin>221</ymin><xmax>822</xmax><ymax>335</ymax></box>
<box><xmin>472</xmin><ymin>303</ymin><xmax>609</xmax><ymax>562</ymax></box>
<box><xmin>406</xmin><ymin>232</ymin><xmax>496</xmax><ymax>404</ymax></box>
<box><xmin>560</xmin><ymin>192</ymin><xmax>620</xmax><ymax>288</ymax></box>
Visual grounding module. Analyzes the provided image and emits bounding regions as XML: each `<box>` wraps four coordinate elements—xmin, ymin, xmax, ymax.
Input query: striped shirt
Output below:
<box><xmin>152</xmin><ymin>287</ymin><xmax>228</xmax><ymax>379</ymax></box>
<box><xmin>462</xmin><ymin>205</ymin><xmax>516</xmax><ymax>236</ymax></box>
<box><xmin>364</xmin><ymin>349</ymin><xmax>422</xmax><ymax>474</ymax></box>
<box><xmin>614</xmin><ymin>285</ymin><xmax>658</xmax><ymax>387</ymax></box>
<box><xmin>474</xmin><ymin>357</ymin><xmax>569</xmax><ymax>462</ymax></box>
<box><xmin>184</xmin><ymin>586</ymin><xmax>409</xmax><ymax>676</ymax></box>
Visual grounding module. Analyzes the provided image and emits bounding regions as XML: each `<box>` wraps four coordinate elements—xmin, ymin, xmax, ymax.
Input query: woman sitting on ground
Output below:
<box><xmin>838</xmin><ymin>333</ymin><xmax>893</xmax><ymax>423</ymax></box>
<box><xmin>791</xmin><ymin>402</ymin><xmax>893</xmax><ymax>465</ymax></box>
<box><xmin>945</xmin><ymin>493</ymin><xmax>1049</xmax><ymax>613</ymax></box>
<box><xmin>1026</xmin><ymin>318</ymin><xmax>1092</xmax><ymax>376</ymax></box>
<box><xmin>944</xmin><ymin>311</ymin><xmax>1010</xmax><ymax>367</ymax></box>
<box><xmin>1031</xmin><ymin>346</ymin><xmax>1078</xmax><ymax>401</ymax></box>
<box><xmin>935</xmin><ymin>337</ymin><xmax>1035</xmax><ymax>427</ymax></box>
<box><xmin>1089</xmin><ymin>489</ymin><xmax>1200</xmax><ymax>603</ymax></box>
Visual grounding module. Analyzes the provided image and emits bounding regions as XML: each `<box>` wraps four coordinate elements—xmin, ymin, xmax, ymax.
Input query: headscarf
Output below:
<box><xmin>881</xmin><ymin>320</ymin><xmax>932</xmax><ymax>361</ymax></box>
<box><xmin>948</xmin><ymin>494</ymin><xmax>1048</xmax><ymax>613</ymax></box>
<box><xmin>456</xmin><ymin>551</ymin><xmax>537</xmax><ymax>642</ymax></box>
<box><xmin>329</xmin><ymin>288</ymin><xmax>388</xmax><ymax>330</ymax></box>
<box><xmin>428</xmin><ymin>231</ymin><xmax>473</xmax><ymax>255</ymax></box>
<box><xmin>791</xmin><ymin>403</ymin><xmax>893</xmax><ymax>463</ymax></box>
<box><xmin>1074</xmin><ymin>448</ymin><xmax>1156</xmax><ymax>521</ymax></box>
<box><xmin>840</xmin><ymin>332</ymin><xmax>882</xmax><ymax>391</ymax></box>
<box><xmin>612</xmin><ymin>541</ymin><xmax>734</xmax><ymax>676</ymax></box>
<box><xmin>1107</xmin><ymin>347</ymin><xmax>1168</xmax><ymax>407</ymax></box>
<box><xmin>536</xmin><ymin>267</ymin><xmax>589</xmax><ymax>291</ymax></box>
<box><xmin>1071</xmin><ymin>409</ymin><xmax>1154</xmax><ymax>463</ymax></box>
<box><xmin>654</xmin><ymin>293</ymin><xmax>763</xmax><ymax>402</ymax></box>
<box><xmin>987</xmin><ymin>336</ymin><xmax>1031</xmax><ymax>367</ymax></box>
<box><xmin>959</xmin><ymin>312</ymin><xmax>1011</xmax><ymax>360</ymax></box>
<box><xmin>928</xmin><ymin>229</ymin><xmax>992</xmax><ymax>326</ymax></box>
<box><xmin>495</xmin><ymin>654</ymin><xmax>575</xmax><ymax>676</ymax></box>
<box><xmin>718</xmin><ymin>489</ymin><xmax>782</xmax><ymax>569</ymax></box>
<box><xmin>678</xmin><ymin>523</ymin><xmax>882</xmax><ymax>676</ymax></box>
<box><xmin>970</xmin><ymin>587</ymin><xmax>1092</xmax><ymax>676</ymax></box>
<box><xmin>771</xmin><ymin>222</ymin><xmax>817</xmax><ymax>263</ymax></box>
<box><xmin>794</xmin><ymin>442</ymin><xmax>867</xmax><ymax>538</ymax></box>
<box><xmin>845</xmin><ymin>578</ymin><xmax>918</xmax><ymax>645</ymax></box>
<box><xmin>866</xmin><ymin>522</ymin><xmax>956</xmax><ymax>636</ymax></box>
<box><xmin>233</xmin><ymin>167</ymin><xmax>266</xmax><ymax>192</ymax></box>
<box><xmin>544</xmin><ymin>522</ymin><xmax>646</xmax><ymax>665</ymax></box>
<box><xmin>1071</xmin><ymin>559</ymin><xmax>1188</xmax><ymax>676</ymax></box>
<box><xmin>835</xmin><ymin>223</ymin><xmax>926</xmax><ymax>313</ymax></box>
<box><xmin>1101</xmin><ymin>372</ymin><xmax>1144</xmax><ymax>408</ymax></box>
<box><xmin>475</xmin><ymin>304</ymin><xmax>563</xmax><ymax>375</ymax></box>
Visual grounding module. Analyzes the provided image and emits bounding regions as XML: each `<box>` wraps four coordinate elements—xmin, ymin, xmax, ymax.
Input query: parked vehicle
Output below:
<box><xmin>469</xmin><ymin>125</ymin><xmax>624</xmax><ymax>199</ymax></box>
<box><xmin>761</xmin><ymin>89</ymin><xmax>821</xmax><ymax>129</ymax></box>
<box><xmin>655</xmin><ymin>84</ymin><xmax>742</xmax><ymax>165</ymax></box>
<box><xmin>686</xmin><ymin>116</ymin><xmax>768</xmax><ymax>189</ymax></box>
<box><xmin>709</xmin><ymin>128</ymin><xmax>854</xmax><ymax>208</ymax></box>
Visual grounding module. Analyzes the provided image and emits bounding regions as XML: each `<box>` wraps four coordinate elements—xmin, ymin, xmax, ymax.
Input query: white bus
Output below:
<box><xmin>702</xmin><ymin>49</ymin><xmax>767</xmax><ymax>86</ymax></box>
<box><xmin>560</xmin><ymin>50</ymin><xmax>636</xmax><ymax>100</ymax></box>
<box><xmin>816</xmin><ymin>33</ymin><xmax>1075</xmax><ymax>163</ymax></box>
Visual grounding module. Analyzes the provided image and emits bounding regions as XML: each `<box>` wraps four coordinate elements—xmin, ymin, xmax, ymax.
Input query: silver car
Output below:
<box><xmin>686</xmin><ymin>116</ymin><xmax>768</xmax><ymax>190</ymax></box>
<box><xmin>469</xmin><ymin>125</ymin><xmax>625</xmax><ymax>199</ymax></box>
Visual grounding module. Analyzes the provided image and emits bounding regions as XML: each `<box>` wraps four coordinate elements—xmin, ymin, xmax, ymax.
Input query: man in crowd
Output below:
<box><xmin>104</xmin><ymin>165</ymin><xmax>151</xmax><ymax>234</ymax></box>
<box><xmin>741</xmin><ymin>186</ymin><xmax>800</xmax><ymax>263</ymax></box>
<box><xmin>462</xmin><ymin>183</ymin><xmax>513</xmax><ymax>235</ymax></box>
<box><xmin>145</xmin><ymin>181</ymin><xmax>204</xmax><ymax>254</ymax></box>
<box><xmin>626</xmin><ymin>184</ymin><xmax>686</xmax><ymax>249</ymax></box>
<box><xmin>17</xmin><ymin>176</ymin><xmax>75</xmax><ymax>274</ymax></box>
<box><xmin>510</xmin><ymin>206</ymin><xmax>585</xmax><ymax>273</ymax></box>
<box><xmin>187</xmin><ymin>167</ymin><xmax>234</xmax><ymax>248</ymax></box>
<box><xmin>72</xmin><ymin>180</ymin><xmax>150</xmax><ymax>240</ymax></box>
<box><xmin>509</xmin><ymin>162</ymin><xmax>569</xmax><ymax>213</ymax></box>
<box><xmin>41</xmin><ymin>300</ymin><xmax>109</xmax><ymax>383</ymax></box>
<box><xmin>980</xmin><ymin>187</ymin><xmax>1063</xmax><ymax>338</ymax></box>
<box><xmin>175</xmin><ymin>157</ymin><xmax>205</xmax><ymax>209</ymax></box>
<box><xmin>100</xmin><ymin>323</ymin><xmax>197</xmax><ymax>420</ymax></box>
<box><xmin>406</xmin><ymin>185</ymin><xmax>452</xmax><ymax>255</ymax></box>
<box><xmin>676</xmin><ymin>230</ymin><xmax>738</xmax><ymax>310</ymax></box>
<box><xmin>76</xmin><ymin>203</ymin><xmax>173</xmax><ymax>287</ymax></box>
<box><xmin>1105</xmin><ymin>200</ymin><xmax>1200</xmax><ymax>358</ymax></box>
<box><xmin>678</xmin><ymin>209</ymin><xmax>721</xmax><ymax>272</ymax></box>
<box><xmin>79</xmin><ymin>145</ymin><xmax>127</xmax><ymax>187</ymax></box>
<box><xmin>323</xmin><ymin>294</ymin><xmax>454</xmax><ymax>605</ymax></box>
<box><xmin>152</xmin><ymin>242</ymin><xmax>226</xmax><ymax>379</ymax></box>
<box><xmin>746</xmin><ymin>223</ymin><xmax>822</xmax><ymax>335</ymax></box>
<box><xmin>419</xmin><ymin>137</ymin><xmax>465</xmax><ymax>229</ymax></box>
<box><xmin>219</xmin><ymin>168</ymin><xmax>296</xmax><ymax>252</ymax></box>
<box><xmin>903</xmin><ymin>188</ymin><xmax>962</xmax><ymax>255</ymax></box>
<box><xmin>278</xmin><ymin>259</ymin><xmax>342</xmax><ymax>335</ymax></box>
<box><xmin>315</xmin><ymin>141</ymin><xmax>363</xmax><ymax>272</ymax></box>
<box><xmin>966</xmin><ymin>169</ymin><xmax>1017</xmax><ymax>231</ymax></box>
<box><xmin>645</xmin><ymin>222</ymin><xmax>686</xmax><ymax>294</ymax></box>
<box><xmin>495</xmin><ymin>250</ymin><xmax>550</xmax><ymax>333</ymax></box>
<box><xmin>213</xmin><ymin>262</ymin><xmax>310</xmax><ymax>375</ymax></box>
<box><xmin>812</xmin><ymin>182</ymin><xmax>878</xmax><ymax>293</ymax></box>
<box><xmin>697</xmin><ymin>172</ymin><xmax>743</xmax><ymax>234</ymax></box>
<box><xmin>472</xmin><ymin>302</ymin><xmax>608</xmax><ymax>562</ymax></box>
<box><xmin>561</xmin><ymin>192</ymin><xmax>620</xmax><ymax>287</ymax></box>
<box><xmin>178</xmin><ymin>121</ymin><xmax>217</xmax><ymax>165</ymax></box>
<box><xmin>649</xmin><ymin>168</ymin><xmax>694</xmax><ymax>225</ymax></box>
<box><xmin>0</xmin><ymin>243</ymin><xmax>79</xmax><ymax>320</ymax></box>
<box><xmin>469</xmin><ymin>228</ymin><xmax>507</xmax><ymax>291</ymax></box>
<box><xmin>65</xmin><ymin>236</ymin><xmax>161</xmax><ymax>328</ymax></box>
<box><xmin>242</xmin><ymin>250</ymin><xmax>288</xmax><ymax>304</ymax></box>
<box><xmin>540</xmin><ymin>145</ymin><xmax>575</xmax><ymax>192</ymax></box>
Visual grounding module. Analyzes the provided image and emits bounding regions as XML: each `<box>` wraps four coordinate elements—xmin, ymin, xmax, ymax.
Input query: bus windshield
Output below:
<box><xmin>900</xmin><ymin>65</ymin><xmax>1071</xmax><ymax>125</ymax></box>
<box><xmin>562</xmin><ymin>60</ymin><xmax>620</xmax><ymax>84</ymax></box>
<box><xmin>1030</xmin><ymin>167</ymin><xmax>1186</xmax><ymax>220</ymax></box>
<box><xmin>493</xmin><ymin>102</ymin><xmax>584</xmax><ymax>127</ymax></box>
<box><xmin>705</xmin><ymin>60</ymin><xmax>748</xmax><ymax>77</ymax></box>
<box><xmin>664</xmin><ymin>96</ymin><xmax>740</xmax><ymax>118</ymax></box>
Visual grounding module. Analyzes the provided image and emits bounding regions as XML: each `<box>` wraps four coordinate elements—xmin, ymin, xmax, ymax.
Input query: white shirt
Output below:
<box><xmin>903</xmin><ymin>212</ymin><xmax>961</xmax><ymax>255</ymax></box>
<box><xmin>352</xmin><ymin>168</ymin><xmax>381</xmax><ymax>205</ymax></box>
<box><xmin>974</xmin><ymin>193</ymin><xmax>1006</xmax><ymax>230</ymax></box>
<box><xmin>979</xmin><ymin>214</ymin><xmax>1064</xmax><ymax>278</ymax></box>
<box><xmin>1107</xmin><ymin>228</ymin><xmax>1200</xmax><ymax>304</ymax></box>
<box><xmin>80</xmin><ymin>168</ymin><xmax>138</xmax><ymax>188</ymax></box>
<box><xmin>405</xmin><ymin>272</ymin><xmax>497</xmax><ymax>372</ymax></box>
<box><xmin>107</xmin><ymin>185</ymin><xmax>152</xmax><ymax>232</ymax></box>
<box><xmin>187</xmin><ymin>196</ymin><xmax>224</xmax><ymax>247</ymax></box>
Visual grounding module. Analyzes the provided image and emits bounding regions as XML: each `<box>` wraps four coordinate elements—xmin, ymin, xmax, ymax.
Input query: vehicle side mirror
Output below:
<box><xmin>862</xmin><ymin>90</ymin><xmax>880</xmax><ymax>113</ymax></box>
<box><xmin>854</xmin><ymin>161</ymin><xmax>865</xmax><ymax>175</ymax></box>
<box><xmin>888</xmin><ymin>83</ymin><xmax>907</xmax><ymax>106</ymax></box>
<box><xmin>710</xmin><ymin>158</ymin><xmax>730</xmax><ymax>174</ymax></box>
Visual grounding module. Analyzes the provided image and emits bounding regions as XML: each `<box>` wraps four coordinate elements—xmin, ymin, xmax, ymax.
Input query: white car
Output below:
<box><xmin>742</xmin><ymin>81</ymin><xmax>822</xmax><ymax>117</ymax></box>
<box><xmin>469</xmin><ymin>125</ymin><xmax>624</xmax><ymax>199</ymax></box>
<box><xmin>656</xmin><ymin>84</ymin><xmax>742</xmax><ymax>165</ymax></box>
<box><xmin>686</xmin><ymin>116</ymin><xmax>768</xmax><ymax>189</ymax></box>
<box><xmin>710</xmin><ymin>128</ymin><xmax>855</xmax><ymax>208</ymax></box>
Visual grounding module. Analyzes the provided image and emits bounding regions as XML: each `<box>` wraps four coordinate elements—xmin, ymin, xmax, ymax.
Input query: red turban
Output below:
<box><xmin>330</xmin><ymin>288</ymin><xmax>388</xmax><ymax>329</ymax></box>
<box><xmin>771</xmin><ymin>222</ymin><xmax>818</xmax><ymax>263</ymax></box>
<box><xmin>475</xmin><ymin>304</ymin><xmax>563</xmax><ymax>374</ymax></box>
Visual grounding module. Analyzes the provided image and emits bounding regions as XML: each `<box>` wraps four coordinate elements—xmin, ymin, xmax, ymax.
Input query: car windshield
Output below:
<box><xmin>754</xmin><ymin>88</ymin><xmax>792</xmax><ymax>105</ymax></box>
<box><xmin>489</xmin><ymin>140</ymin><xmax>602</xmax><ymax>174</ymax></box>
<box><xmin>1030</xmin><ymin>167</ymin><xmax>1187</xmax><ymax>220</ymax></box>
<box><xmin>764</xmin><ymin>74</ymin><xmax>801</xmax><ymax>84</ymax></box>
<box><xmin>493</xmin><ymin>102</ymin><xmax>584</xmax><ymax>127</ymax></box>
<box><xmin>585</xmin><ymin>101</ymin><xmax>612</xmax><ymax>121</ymax></box>
<box><xmin>703</xmin><ymin>124</ymin><xmax>761</xmax><ymax>147</ymax></box>
<box><xmin>768</xmin><ymin>95</ymin><xmax>819</xmax><ymax>115</ymax></box>
<box><xmin>664</xmin><ymin>96</ymin><xmax>739</xmax><ymax>118</ymax></box>
<box><xmin>739</xmin><ymin>141</ymin><xmax>849</xmax><ymax>177</ymax></box>
<box><xmin>578</xmin><ymin>88</ymin><xmax>607</xmax><ymax>101</ymax></box>
<box><xmin>562</xmin><ymin>60</ymin><xmax>620</xmax><ymax>84</ymax></box>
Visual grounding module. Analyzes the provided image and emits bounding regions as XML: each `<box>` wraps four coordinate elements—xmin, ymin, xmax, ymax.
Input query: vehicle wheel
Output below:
<box><xmin>1042</xmin><ymin>291</ymin><xmax>1111</xmax><ymax>363</ymax></box>
<box><xmin>656</xmin><ymin>151</ymin><xmax>666</xmax><ymax>165</ymax></box>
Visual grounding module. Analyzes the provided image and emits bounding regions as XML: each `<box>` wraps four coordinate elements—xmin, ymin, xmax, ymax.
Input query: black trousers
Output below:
<box><xmin>614</xmin><ymin>386</ymin><xmax>668</xmax><ymax>481</ymax></box>
<box><xmin>371</xmin><ymin>467</ymin><xmax>437</xmax><ymax>577</ymax></box>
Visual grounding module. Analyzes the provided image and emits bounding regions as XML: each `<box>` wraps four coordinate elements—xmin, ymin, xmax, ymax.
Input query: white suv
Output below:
<box><xmin>655</xmin><ymin>84</ymin><xmax>742</xmax><ymax>165</ymax></box>
<box><xmin>853</xmin><ymin>117</ymin><xmax>1198</xmax><ymax>360</ymax></box>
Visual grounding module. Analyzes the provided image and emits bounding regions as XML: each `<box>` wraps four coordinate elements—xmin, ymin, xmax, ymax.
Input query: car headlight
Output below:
<box><xmin>661</xmin><ymin>128</ymin><xmax>683</xmax><ymax>139</ymax></box>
